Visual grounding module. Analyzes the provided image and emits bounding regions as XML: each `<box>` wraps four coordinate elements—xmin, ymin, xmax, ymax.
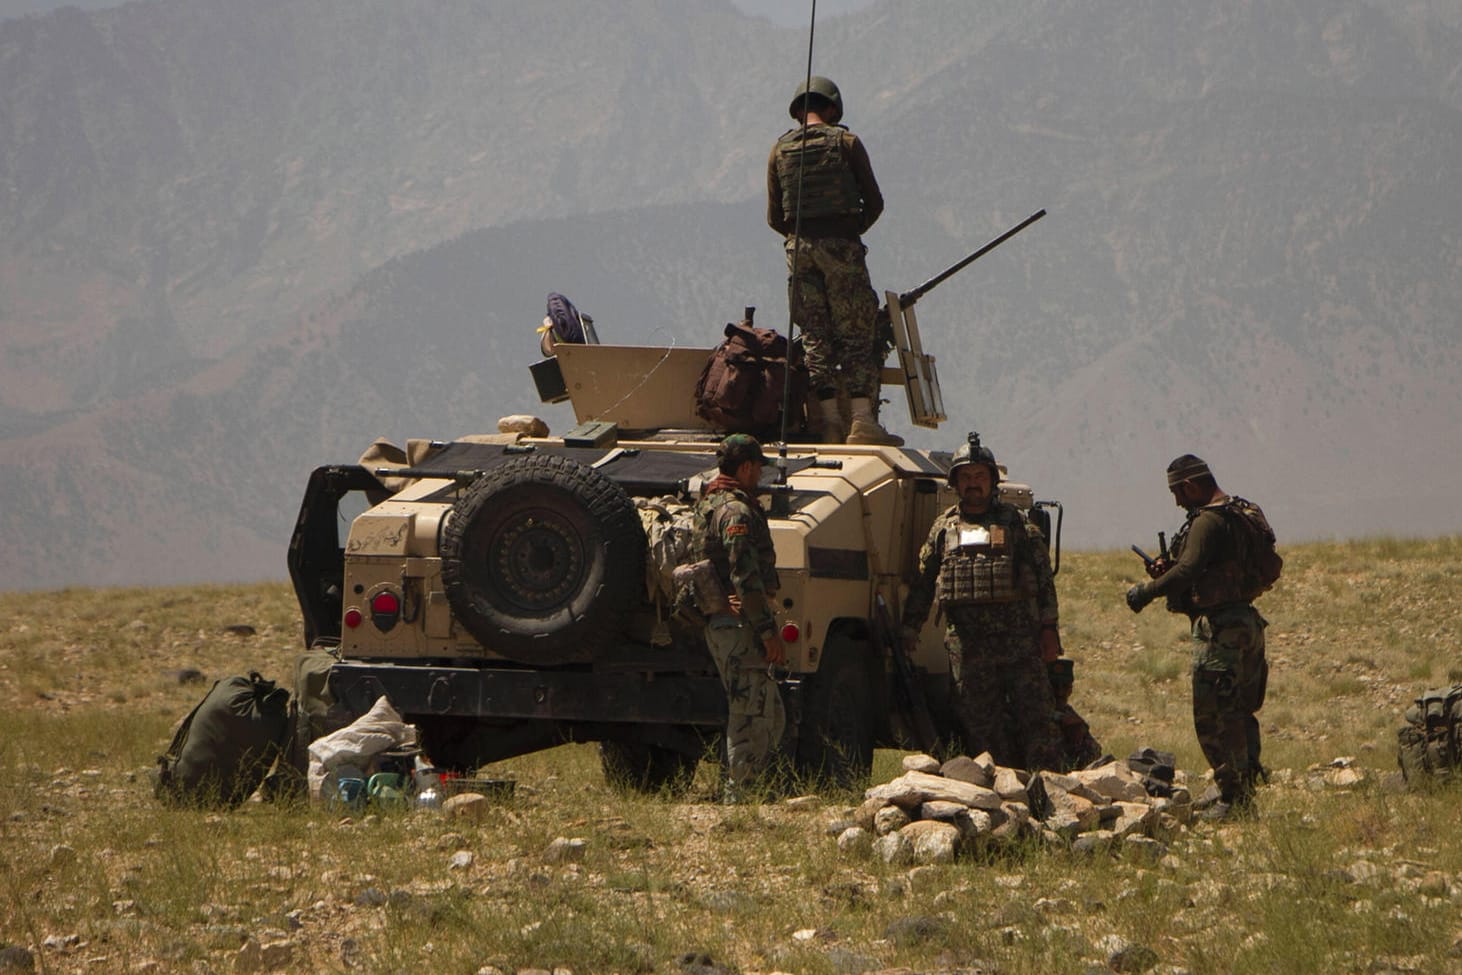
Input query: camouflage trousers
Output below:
<box><xmin>784</xmin><ymin>235</ymin><xmax>882</xmax><ymax>398</ymax></box>
<box><xmin>1190</xmin><ymin>602</ymin><xmax>1269</xmax><ymax>803</ymax></box>
<box><xmin>704</xmin><ymin>615</ymin><xmax>786</xmax><ymax>794</ymax></box>
<box><xmin>944</xmin><ymin>604</ymin><xmax>1063</xmax><ymax>772</ymax></box>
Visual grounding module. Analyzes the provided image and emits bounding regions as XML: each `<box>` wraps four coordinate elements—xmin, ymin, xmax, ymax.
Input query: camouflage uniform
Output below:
<box><xmin>766</xmin><ymin>122</ymin><xmax>884</xmax><ymax>399</ymax></box>
<box><xmin>694</xmin><ymin>471</ymin><xmax>785</xmax><ymax>793</ymax></box>
<box><xmin>902</xmin><ymin>501</ymin><xmax>1064</xmax><ymax>771</ymax></box>
<box><xmin>1129</xmin><ymin>500</ymin><xmax>1270</xmax><ymax>806</ymax></box>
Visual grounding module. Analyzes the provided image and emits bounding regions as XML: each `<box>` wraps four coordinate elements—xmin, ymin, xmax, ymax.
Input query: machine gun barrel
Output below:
<box><xmin>896</xmin><ymin>209</ymin><xmax>1046</xmax><ymax>309</ymax></box>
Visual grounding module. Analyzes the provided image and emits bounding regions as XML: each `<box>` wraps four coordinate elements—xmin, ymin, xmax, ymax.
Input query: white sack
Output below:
<box><xmin>307</xmin><ymin>695</ymin><xmax>417</xmax><ymax>801</ymax></box>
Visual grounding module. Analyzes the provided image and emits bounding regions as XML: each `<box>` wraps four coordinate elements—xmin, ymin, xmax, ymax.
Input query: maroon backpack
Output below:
<box><xmin>694</xmin><ymin>320</ymin><xmax>806</xmax><ymax>438</ymax></box>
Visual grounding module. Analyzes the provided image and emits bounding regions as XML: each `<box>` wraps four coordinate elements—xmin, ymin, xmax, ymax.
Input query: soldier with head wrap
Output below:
<box><xmin>1126</xmin><ymin>454</ymin><xmax>1280</xmax><ymax>821</ymax></box>
<box><xmin>899</xmin><ymin>433</ymin><xmax>1064</xmax><ymax>771</ymax></box>
<box><xmin>767</xmin><ymin>76</ymin><xmax>901</xmax><ymax>447</ymax></box>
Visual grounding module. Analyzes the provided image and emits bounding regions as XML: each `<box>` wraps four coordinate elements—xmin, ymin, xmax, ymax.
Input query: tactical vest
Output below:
<box><xmin>935</xmin><ymin>514</ymin><xmax>1032</xmax><ymax>607</ymax></box>
<box><xmin>775</xmin><ymin>125</ymin><xmax>863</xmax><ymax>223</ymax></box>
<box><xmin>1170</xmin><ymin>497</ymin><xmax>1279</xmax><ymax>609</ymax></box>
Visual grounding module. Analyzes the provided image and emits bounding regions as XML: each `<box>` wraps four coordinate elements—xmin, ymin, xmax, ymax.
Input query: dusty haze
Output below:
<box><xmin>1</xmin><ymin>0</ymin><xmax>1459</xmax><ymax>590</ymax></box>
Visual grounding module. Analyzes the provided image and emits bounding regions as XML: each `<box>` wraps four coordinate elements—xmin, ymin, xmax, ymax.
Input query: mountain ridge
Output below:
<box><xmin>2</xmin><ymin>0</ymin><xmax>1460</xmax><ymax>589</ymax></box>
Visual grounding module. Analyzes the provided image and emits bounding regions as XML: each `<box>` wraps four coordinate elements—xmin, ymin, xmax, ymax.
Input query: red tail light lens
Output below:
<box><xmin>343</xmin><ymin>608</ymin><xmax>363</xmax><ymax>629</ymax></box>
<box><xmin>370</xmin><ymin>591</ymin><xmax>402</xmax><ymax>631</ymax></box>
<box><xmin>780</xmin><ymin>622</ymin><xmax>800</xmax><ymax>644</ymax></box>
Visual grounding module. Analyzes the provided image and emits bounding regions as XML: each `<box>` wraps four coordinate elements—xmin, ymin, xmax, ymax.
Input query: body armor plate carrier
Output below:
<box><xmin>936</xmin><ymin>521</ymin><xmax>1031</xmax><ymax>606</ymax></box>
<box><xmin>775</xmin><ymin>125</ymin><xmax>863</xmax><ymax>224</ymax></box>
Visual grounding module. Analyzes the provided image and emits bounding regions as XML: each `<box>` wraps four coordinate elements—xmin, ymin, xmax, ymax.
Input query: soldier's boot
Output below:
<box><xmin>845</xmin><ymin>397</ymin><xmax>903</xmax><ymax>446</ymax></box>
<box><xmin>817</xmin><ymin>395</ymin><xmax>845</xmax><ymax>444</ymax></box>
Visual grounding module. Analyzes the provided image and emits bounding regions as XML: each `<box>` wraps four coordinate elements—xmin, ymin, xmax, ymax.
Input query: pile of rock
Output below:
<box><xmin>832</xmin><ymin>751</ymin><xmax>1195</xmax><ymax>865</ymax></box>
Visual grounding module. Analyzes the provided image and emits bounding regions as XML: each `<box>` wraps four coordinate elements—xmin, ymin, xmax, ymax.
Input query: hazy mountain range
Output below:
<box><xmin>2</xmin><ymin>0</ymin><xmax>1460</xmax><ymax>591</ymax></box>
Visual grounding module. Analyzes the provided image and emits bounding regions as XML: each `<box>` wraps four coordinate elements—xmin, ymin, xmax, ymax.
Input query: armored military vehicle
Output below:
<box><xmin>287</xmin><ymin>218</ymin><xmax>1062</xmax><ymax>790</ymax></box>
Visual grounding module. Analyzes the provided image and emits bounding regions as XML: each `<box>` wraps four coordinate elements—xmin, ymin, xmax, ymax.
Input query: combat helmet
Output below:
<box><xmin>947</xmin><ymin>431</ymin><xmax>1000</xmax><ymax>486</ymax></box>
<box><xmin>788</xmin><ymin>76</ymin><xmax>843</xmax><ymax>122</ymax></box>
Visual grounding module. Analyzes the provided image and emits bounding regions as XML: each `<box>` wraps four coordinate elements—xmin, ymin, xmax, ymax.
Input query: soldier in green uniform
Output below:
<box><xmin>693</xmin><ymin>434</ymin><xmax>788</xmax><ymax>799</ymax></box>
<box><xmin>767</xmin><ymin>76</ymin><xmax>901</xmax><ymax>447</ymax></box>
<box><xmin>1126</xmin><ymin>455</ymin><xmax>1278</xmax><ymax>821</ymax></box>
<box><xmin>900</xmin><ymin>433</ymin><xmax>1064</xmax><ymax>771</ymax></box>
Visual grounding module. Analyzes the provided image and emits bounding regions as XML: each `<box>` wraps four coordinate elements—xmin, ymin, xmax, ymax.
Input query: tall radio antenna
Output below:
<box><xmin>775</xmin><ymin>0</ymin><xmax>819</xmax><ymax>479</ymax></box>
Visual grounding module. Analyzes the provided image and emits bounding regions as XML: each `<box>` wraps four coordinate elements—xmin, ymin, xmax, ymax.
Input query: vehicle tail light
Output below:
<box><xmin>343</xmin><ymin>608</ymin><xmax>363</xmax><ymax>629</ymax></box>
<box><xmin>370</xmin><ymin>591</ymin><xmax>402</xmax><ymax>631</ymax></box>
<box><xmin>780</xmin><ymin>622</ymin><xmax>800</xmax><ymax>644</ymax></box>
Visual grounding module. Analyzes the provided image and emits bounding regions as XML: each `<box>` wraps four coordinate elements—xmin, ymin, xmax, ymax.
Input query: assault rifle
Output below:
<box><xmin>872</xmin><ymin>592</ymin><xmax>940</xmax><ymax>754</ymax></box>
<box><xmin>1130</xmin><ymin>531</ymin><xmax>1171</xmax><ymax>577</ymax></box>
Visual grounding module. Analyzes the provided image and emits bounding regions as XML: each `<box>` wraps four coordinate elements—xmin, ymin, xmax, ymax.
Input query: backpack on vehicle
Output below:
<box><xmin>693</xmin><ymin>319</ymin><xmax>806</xmax><ymax>440</ymax></box>
<box><xmin>1221</xmin><ymin>496</ymin><xmax>1283</xmax><ymax>600</ymax></box>
<box><xmin>635</xmin><ymin>496</ymin><xmax>702</xmax><ymax>644</ymax></box>
<box><xmin>155</xmin><ymin>672</ymin><xmax>291</xmax><ymax>809</ymax></box>
<box><xmin>1397</xmin><ymin>683</ymin><xmax>1462</xmax><ymax>785</ymax></box>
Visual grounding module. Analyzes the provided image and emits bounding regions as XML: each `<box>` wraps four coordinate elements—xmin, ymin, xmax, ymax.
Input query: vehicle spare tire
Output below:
<box><xmin>441</xmin><ymin>453</ymin><xmax>645</xmax><ymax>664</ymax></box>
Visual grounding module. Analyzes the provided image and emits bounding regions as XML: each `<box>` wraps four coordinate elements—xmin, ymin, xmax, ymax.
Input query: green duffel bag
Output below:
<box><xmin>1397</xmin><ymin>683</ymin><xmax>1462</xmax><ymax>785</ymax></box>
<box><xmin>155</xmin><ymin>672</ymin><xmax>291</xmax><ymax>809</ymax></box>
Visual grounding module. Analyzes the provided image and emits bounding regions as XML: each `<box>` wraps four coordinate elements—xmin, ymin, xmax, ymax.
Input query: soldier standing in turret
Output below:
<box><xmin>693</xmin><ymin>433</ymin><xmax>788</xmax><ymax>801</ymax></box>
<box><xmin>767</xmin><ymin>76</ymin><xmax>901</xmax><ymax>447</ymax></box>
<box><xmin>1126</xmin><ymin>455</ymin><xmax>1280</xmax><ymax>821</ymax></box>
<box><xmin>900</xmin><ymin>433</ymin><xmax>1064</xmax><ymax>771</ymax></box>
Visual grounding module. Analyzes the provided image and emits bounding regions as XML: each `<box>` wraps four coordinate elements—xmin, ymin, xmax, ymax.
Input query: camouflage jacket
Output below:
<box><xmin>693</xmin><ymin>477</ymin><xmax>780</xmax><ymax>636</ymax></box>
<box><xmin>902</xmin><ymin>501</ymin><xmax>1058</xmax><ymax>632</ymax></box>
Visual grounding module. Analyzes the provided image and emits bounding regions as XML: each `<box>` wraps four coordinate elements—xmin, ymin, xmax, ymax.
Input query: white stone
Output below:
<box><xmin>1112</xmin><ymin>801</ymin><xmax>1156</xmax><ymax>838</ymax></box>
<box><xmin>939</xmin><ymin>755</ymin><xmax>993</xmax><ymax>788</ymax></box>
<box><xmin>544</xmin><ymin>837</ymin><xmax>587</xmax><ymax>863</ymax></box>
<box><xmin>872</xmin><ymin>831</ymin><xmax>914</xmax><ymax>865</ymax></box>
<box><xmin>442</xmin><ymin>793</ymin><xmax>489</xmax><ymax>822</ymax></box>
<box><xmin>496</xmin><ymin>414</ymin><xmax>549</xmax><ymax>437</ymax></box>
<box><xmin>1325</xmin><ymin>766</ymin><xmax>1366</xmax><ymax>788</ymax></box>
<box><xmin>1073</xmin><ymin>764</ymin><xmax>1150</xmax><ymax>802</ymax></box>
<box><xmin>875</xmin><ymin>804</ymin><xmax>912</xmax><ymax>836</ymax></box>
<box><xmin>993</xmin><ymin>767</ymin><xmax>1028</xmax><ymax>801</ymax></box>
<box><xmin>865</xmin><ymin>770</ymin><xmax>1002</xmax><ymax>810</ymax></box>
<box><xmin>901</xmin><ymin>820</ymin><xmax>960</xmax><ymax>864</ymax></box>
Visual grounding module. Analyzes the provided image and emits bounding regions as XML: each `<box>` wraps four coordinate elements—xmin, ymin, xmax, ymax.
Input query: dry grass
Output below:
<box><xmin>2</xmin><ymin>539</ymin><xmax>1461</xmax><ymax>974</ymax></box>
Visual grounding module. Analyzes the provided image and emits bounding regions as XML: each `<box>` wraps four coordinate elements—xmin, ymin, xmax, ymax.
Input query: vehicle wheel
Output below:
<box><xmin>599</xmin><ymin>739</ymin><xmax>698</xmax><ymax>795</ymax></box>
<box><xmin>441</xmin><ymin>454</ymin><xmax>645</xmax><ymax>665</ymax></box>
<box><xmin>796</xmin><ymin>631</ymin><xmax>876</xmax><ymax>789</ymax></box>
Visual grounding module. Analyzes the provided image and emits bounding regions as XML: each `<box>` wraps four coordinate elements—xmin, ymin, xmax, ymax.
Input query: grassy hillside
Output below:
<box><xmin>2</xmin><ymin>539</ymin><xmax>1460</xmax><ymax>973</ymax></box>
